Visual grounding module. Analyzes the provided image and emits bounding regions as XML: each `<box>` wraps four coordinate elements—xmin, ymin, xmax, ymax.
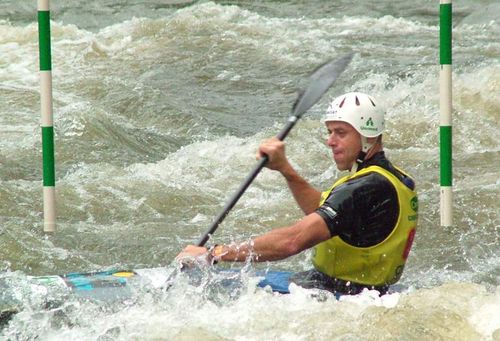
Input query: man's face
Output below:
<box><xmin>325</xmin><ymin>121</ymin><xmax>362</xmax><ymax>171</ymax></box>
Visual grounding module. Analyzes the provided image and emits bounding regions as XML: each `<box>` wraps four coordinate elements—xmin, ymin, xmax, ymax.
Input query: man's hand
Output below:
<box><xmin>175</xmin><ymin>245</ymin><xmax>209</xmax><ymax>268</ymax></box>
<box><xmin>257</xmin><ymin>137</ymin><xmax>289</xmax><ymax>171</ymax></box>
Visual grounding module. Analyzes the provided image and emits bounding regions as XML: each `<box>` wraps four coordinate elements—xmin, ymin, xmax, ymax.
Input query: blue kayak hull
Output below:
<box><xmin>0</xmin><ymin>268</ymin><xmax>295</xmax><ymax>323</ymax></box>
<box><xmin>54</xmin><ymin>268</ymin><xmax>295</xmax><ymax>296</ymax></box>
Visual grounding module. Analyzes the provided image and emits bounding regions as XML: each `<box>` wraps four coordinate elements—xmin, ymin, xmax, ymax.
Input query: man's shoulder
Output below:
<box><xmin>336</xmin><ymin>171</ymin><xmax>394</xmax><ymax>194</ymax></box>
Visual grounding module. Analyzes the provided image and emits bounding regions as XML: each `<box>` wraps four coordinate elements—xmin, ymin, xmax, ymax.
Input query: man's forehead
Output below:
<box><xmin>325</xmin><ymin>121</ymin><xmax>355</xmax><ymax>131</ymax></box>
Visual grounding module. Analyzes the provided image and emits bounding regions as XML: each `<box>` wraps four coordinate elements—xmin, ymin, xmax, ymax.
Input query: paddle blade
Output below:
<box><xmin>292</xmin><ymin>53</ymin><xmax>354</xmax><ymax>117</ymax></box>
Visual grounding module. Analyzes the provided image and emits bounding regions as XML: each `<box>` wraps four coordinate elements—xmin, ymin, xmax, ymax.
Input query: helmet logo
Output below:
<box><xmin>360</xmin><ymin>117</ymin><xmax>378</xmax><ymax>132</ymax></box>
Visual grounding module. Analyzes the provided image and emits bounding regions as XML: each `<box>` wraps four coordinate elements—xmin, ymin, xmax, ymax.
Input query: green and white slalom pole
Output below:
<box><xmin>440</xmin><ymin>0</ymin><xmax>452</xmax><ymax>227</ymax></box>
<box><xmin>38</xmin><ymin>0</ymin><xmax>56</xmax><ymax>233</ymax></box>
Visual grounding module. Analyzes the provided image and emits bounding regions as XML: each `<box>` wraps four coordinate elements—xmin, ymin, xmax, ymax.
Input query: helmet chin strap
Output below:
<box><xmin>361</xmin><ymin>136</ymin><xmax>374</xmax><ymax>154</ymax></box>
<box><xmin>350</xmin><ymin>136</ymin><xmax>373</xmax><ymax>174</ymax></box>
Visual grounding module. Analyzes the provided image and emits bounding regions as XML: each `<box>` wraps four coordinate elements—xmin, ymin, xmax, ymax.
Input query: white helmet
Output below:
<box><xmin>324</xmin><ymin>92</ymin><xmax>385</xmax><ymax>138</ymax></box>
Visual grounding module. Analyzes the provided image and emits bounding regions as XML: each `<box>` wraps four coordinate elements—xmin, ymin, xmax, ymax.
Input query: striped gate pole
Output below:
<box><xmin>38</xmin><ymin>0</ymin><xmax>56</xmax><ymax>232</ymax></box>
<box><xmin>439</xmin><ymin>0</ymin><xmax>453</xmax><ymax>227</ymax></box>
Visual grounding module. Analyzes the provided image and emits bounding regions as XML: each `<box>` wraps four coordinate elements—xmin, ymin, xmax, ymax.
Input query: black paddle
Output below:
<box><xmin>196</xmin><ymin>53</ymin><xmax>354</xmax><ymax>247</ymax></box>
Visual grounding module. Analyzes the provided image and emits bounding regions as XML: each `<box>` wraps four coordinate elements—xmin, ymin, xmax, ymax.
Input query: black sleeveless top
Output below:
<box><xmin>315</xmin><ymin>152</ymin><xmax>414</xmax><ymax>247</ymax></box>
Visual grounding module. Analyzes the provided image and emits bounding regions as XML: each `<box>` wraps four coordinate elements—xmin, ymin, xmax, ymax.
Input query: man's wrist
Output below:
<box><xmin>280</xmin><ymin>164</ymin><xmax>298</xmax><ymax>181</ymax></box>
<box><xmin>207</xmin><ymin>244</ymin><xmax>226</xmax><ymax>264</ymax></box>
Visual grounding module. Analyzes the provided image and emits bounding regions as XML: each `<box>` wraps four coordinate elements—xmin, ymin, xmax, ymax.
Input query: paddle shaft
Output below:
<box><xmin>196</xmin><ymin>116</ymin><xmax>299</xmax><ymax>246</ymax></box>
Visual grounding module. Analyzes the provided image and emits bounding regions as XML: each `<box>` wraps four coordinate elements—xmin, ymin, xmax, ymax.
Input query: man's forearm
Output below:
<box><xmin>210</xmin><ymin>214</ymin><xmax>330</xmax><ymax>263</ymax></box>
<box><xmin>280</xmin><ymin>163</ymin><xmax>321</xmax><ymax>214</ymax></box>
<box><xmin>212</xmin><ymin>227</ymin><xmax>300</xmax><ymax>263</ymax></box>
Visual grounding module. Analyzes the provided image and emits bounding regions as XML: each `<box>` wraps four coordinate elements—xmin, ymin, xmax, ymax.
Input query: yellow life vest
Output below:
<box><xmin>312</xmin><ymin>165</ymin><xmax>418</xmax><ymax>286</ymax></box>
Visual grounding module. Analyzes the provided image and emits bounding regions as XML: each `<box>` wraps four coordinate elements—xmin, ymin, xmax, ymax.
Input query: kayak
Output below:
<box><xmin>0</xmin><ymin>267</ymin><xmax>294</xmax><ymax>324</ymax></box>
<box><xmin>35</xmin><ymin>267</ymin><xmax>294</xmax><ymax>295</ymax></box>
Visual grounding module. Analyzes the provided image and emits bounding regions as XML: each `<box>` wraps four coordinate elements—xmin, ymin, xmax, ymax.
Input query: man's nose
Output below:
<box><xmin>327</xmin><ymin>133</ymin><xmax>337</xmax><ymax>146</ymax></box>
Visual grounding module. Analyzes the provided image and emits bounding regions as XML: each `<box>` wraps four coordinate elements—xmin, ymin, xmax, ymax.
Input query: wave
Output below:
<box><xmin>1</xmin><ymin>269</ymin><xmax>498</xmax><ymax>340</ymax></box>
<box><xmin>459</xmin><ymin>3</ymin><xmax>500</xmax><ymax>27</ymax></box>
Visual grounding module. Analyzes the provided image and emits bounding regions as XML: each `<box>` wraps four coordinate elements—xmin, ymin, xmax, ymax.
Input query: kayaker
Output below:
<box><xmin>177</xmin><ymin>92</ymin><xmax>419</xmax><ymax>295</ymax></box>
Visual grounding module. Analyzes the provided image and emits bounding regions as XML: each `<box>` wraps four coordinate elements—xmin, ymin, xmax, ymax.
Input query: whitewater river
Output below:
<box><xmin>0</xmin><ymin>1</ymin><xmax>499</xmax><ymax>340</ymax></box>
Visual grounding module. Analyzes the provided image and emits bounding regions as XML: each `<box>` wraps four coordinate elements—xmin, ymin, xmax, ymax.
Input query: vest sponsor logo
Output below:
<box><xmin>410</xmin><ymin>196</ymin><xmax>418</xmax><ymax>211</ymax></box>
<box><xmin>402</xmin><ymin>228</ymin><xmax>416</xmax><ymax>260</ymax></box>
<box><xmin>389</xmin><ymin>264</ymin><xmax>406</xmax><ymax>283</ymax></box>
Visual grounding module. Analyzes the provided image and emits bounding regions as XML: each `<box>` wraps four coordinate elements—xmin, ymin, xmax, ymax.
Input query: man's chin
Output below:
<box><xmin>334</xmin><ymin>162</ymin><xmax>348</xmax><ymax>171</ymax></box>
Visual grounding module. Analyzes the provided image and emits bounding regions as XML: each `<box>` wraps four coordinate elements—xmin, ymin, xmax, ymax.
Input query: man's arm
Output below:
<box><xmin>258</xmin><ymin>138</ymin><xmax>321</xmax><ymax>214</ymax></box>
<box><xmin>177</xmin><ymin>213</ymin><xmax>331</xmax><ymax>263</ymax></box>
<box><xmin>279</xmin><ymin>162</ymin><xmax>322</xmax><ymax>215</ymax></box>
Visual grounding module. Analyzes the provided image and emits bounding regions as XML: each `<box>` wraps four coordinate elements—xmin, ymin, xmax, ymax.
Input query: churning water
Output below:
<box><xmin>1</xmin><ymin>1</ymin><xmax>499</xmax><ymax>340</ymax></box>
